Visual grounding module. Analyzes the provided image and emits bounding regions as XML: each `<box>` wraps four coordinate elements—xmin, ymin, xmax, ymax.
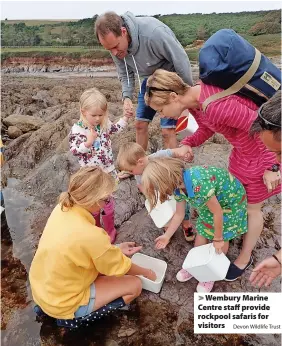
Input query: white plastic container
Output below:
<box><xmin>176</xmin><ymin>111</ymin><xmax>199</xmax><ymax>140</ymax></box>
<box><xmin>131</xmin><ymin>253</ymin><xmax>167</xmax><ymax>293</ymax></box>
<box><xmin>182</xmin><ymin>243</ymin><xmax>230</xmax><ymax>282</ymax></box>
<box><xmin>145</xmin><ymin>195</ymin><xmax>176</xmax><ymax>228</ymax></box>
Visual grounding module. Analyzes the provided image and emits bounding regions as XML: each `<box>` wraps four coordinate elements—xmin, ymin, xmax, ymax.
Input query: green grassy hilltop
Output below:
<box><xmin>1</xmin><ymin>10</ymin><xmax>281</xmax><ymax>61</ymax></box>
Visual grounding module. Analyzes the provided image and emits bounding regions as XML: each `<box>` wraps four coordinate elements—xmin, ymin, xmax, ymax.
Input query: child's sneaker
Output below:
<box><xmin>176</xmin><ymin>269</ymin><xmax>193</xmax><ymax>282</ymax></box>
<box><xmin>196</xmin><ymin>281</ymin><xmax>214</xmax><ymax>293</ymax></box>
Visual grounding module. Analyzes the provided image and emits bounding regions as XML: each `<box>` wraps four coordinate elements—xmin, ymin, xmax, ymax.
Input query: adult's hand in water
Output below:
<box><xmin>155</xmin><ymin>234</ymin><xmax>170</xmax><ymax>249</ymax></box>
<box><xmin>119</xmin><ymin>242</ymin><xmax>142</xmax><ymax>256</ymax></box>
<box><xmin>173</xmin><ymin>145</ymin><xmax>194</xmax><ymax>162</ymax></box>
<box><xmin>250</xmin><ymin>252</ymin><xmax>281</xmax><ymax>288</ymax></box>
<box><xmin>263</xmin><ymin>170</ymin><xmax>281</xmax><ymax>192</ymax></box>
<box><xmin>123</xmin><ymin>98</ymin><xmax>134</xmax><ymax>118</ymax></box>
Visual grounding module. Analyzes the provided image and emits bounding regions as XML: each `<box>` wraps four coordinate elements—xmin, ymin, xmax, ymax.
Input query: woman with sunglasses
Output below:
<box><xmin>144</xmin><ymin>69</ymin><xmax>281</xmax><ymax>281</ymax></box>
<box><xmin>29</xmin><ymin>167</ymin><xmax>156</xmax><ymax>326</ymax></box>
<box><xmin>249</xmin><ymin>91</ymin><xmax>281</xmax><ymax>289</ymax></box>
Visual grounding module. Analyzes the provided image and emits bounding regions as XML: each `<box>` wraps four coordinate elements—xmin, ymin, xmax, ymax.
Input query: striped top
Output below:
<box><xmin>181</xmin><ymin>82</ymin><xmax>277</xmax><ymax>178</ymax></box>
<box><xmin>181</xmin><ymin>82</ymin><xmax>280</xmax><ymax>203</ymax></box>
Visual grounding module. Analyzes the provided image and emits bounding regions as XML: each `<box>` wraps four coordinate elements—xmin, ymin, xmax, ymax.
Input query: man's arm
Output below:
<box><xmin>150</xmin><ymin>26</ymin><xmax>193</xmax><ymax>86</ymax></box>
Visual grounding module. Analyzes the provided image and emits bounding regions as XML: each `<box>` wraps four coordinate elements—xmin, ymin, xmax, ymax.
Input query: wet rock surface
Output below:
<box><xmin>1</xmin><ymin>75</ymin><xmax>281</xmax><ymax>346</ymax></box>
<box><xmin>3</xmin><ymin>114</ymin><xmax>45</xmax><ymax>133</ymax></box>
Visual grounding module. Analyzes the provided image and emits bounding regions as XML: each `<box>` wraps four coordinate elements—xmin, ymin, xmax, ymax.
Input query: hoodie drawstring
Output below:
<box><xmin>132</xmin><ymin>55</ymin><xmax>142</xmax><ymax>93</ymax></box>
<box><xmin>123</xmin><ymin>57</ymin><xmax>130</xmax><ymax>88</ymax></box>
<box><xmin>123</xmin><ymin>56</ymin><xmax>142</xmax><ymax>94</ymax></box>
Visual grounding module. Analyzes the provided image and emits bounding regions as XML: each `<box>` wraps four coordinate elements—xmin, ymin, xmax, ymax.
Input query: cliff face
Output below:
<box><xmin>1</xmin><ymin>56</ymin><xmax>114</xmax><ymax>73</ymax></box>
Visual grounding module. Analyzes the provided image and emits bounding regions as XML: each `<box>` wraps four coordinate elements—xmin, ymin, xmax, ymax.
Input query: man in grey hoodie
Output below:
<box><xmin>95</xmin><ymin>11</ymin><xmax>193</xmax><ymax>150</ymax></box>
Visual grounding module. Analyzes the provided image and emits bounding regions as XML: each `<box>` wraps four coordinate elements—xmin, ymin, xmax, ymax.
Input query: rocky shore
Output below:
<box><xmin>1</xmin><ymin>73</ymin><xmax>281</xmax><ymax>346</ymax></box>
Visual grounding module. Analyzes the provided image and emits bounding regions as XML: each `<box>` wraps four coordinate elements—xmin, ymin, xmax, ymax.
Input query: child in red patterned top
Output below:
<box><xmin>69</xmin><ymin>88</ymin><xmax>132</xmax><ymax>243</ymax></box>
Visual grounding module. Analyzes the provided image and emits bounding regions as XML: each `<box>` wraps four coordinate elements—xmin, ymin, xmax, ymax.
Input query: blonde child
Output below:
<box><xmin>117</xmin><ymin>142</ymin><xmax>196</xmax><ymax>242</ymax></box>
<box><xmin>69</xmin><ymin>88</ymin><xmax>132</xmax><ymax>242</ymax></box>
<box><xmin>142</xmin><ymin>157</ymin><xmax>249</xmax><ymax>293</ymax></box>
<box><xmin>30</xmin><ymin>167</ymin><xmax>156</xmax><ymax>328</ymax></box>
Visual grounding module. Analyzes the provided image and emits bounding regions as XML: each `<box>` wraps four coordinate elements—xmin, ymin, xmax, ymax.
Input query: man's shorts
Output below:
<box><xmin>74</xmin><ymin>283</ymin><xmax>96</xmax><ymax>318</ymax></box>
<box><xmin>136</xmin><ymin>78</ymin><xmax>177</xmax><ymax>129</ymax></box>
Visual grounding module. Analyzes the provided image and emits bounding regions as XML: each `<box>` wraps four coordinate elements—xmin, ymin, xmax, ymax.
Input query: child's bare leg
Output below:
<box><xmin>222</xmin><ymin>241</ymin><xmax>229</xmax><ymax>254</ymax></box>
<box><xmin>194</xmin><ymin>233</ymin><xmax>209</xmax><ymax>247</ymax></box>
<box><xmin>93</xmin><ymin>275</ymin><xmax>142</xmax><ymax>310</ymax></box>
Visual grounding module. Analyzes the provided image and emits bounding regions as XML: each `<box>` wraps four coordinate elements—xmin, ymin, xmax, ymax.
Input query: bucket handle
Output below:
<box><xmin>208</xmin><ymin>242</ymin><xmax>216</xmax><ymax>255</ymax></box>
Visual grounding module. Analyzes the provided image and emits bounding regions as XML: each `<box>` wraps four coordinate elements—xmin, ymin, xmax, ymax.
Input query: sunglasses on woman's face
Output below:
<box><xmin>146</xmin><ymin>86</ymin><xmax>176</xmax><ymax>97</ymax></box>
<box><xmin>258</xmin><ymin>104</ymin><xmax>281</xmax><ymax>130</ymax></box>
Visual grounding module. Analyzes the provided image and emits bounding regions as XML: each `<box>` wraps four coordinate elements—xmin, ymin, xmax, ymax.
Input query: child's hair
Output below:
<box><xmin>142</xmin><ymin>157</ymin><xmax>185</xmax><ymax>210</ymax></box>
<box><xmin>79</xmin><ymin>87</ymin><xmax>109</xmax><ymax>131</ymax></box>
<box><xmin>145</xmin><ymin>69</ymin><xmax>190</xmax><ymax>107</ymax></box>
<box><xmin>117</xmin><ymin>142</ymin><xmax>146</xmax><ymax>170</ymax></box>
<box><xmin>59</xmin><ymin>167</ymin><xmax>115</xmax><ymax>211</ymax></box>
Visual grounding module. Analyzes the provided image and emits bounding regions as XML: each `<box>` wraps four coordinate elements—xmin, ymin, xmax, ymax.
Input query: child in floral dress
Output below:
<box><xmin>142</xmin><ymin>157</ymin><xmax>248</xmax><ymax>293</ymax></box>
<box><xmin>69</xmin><ymin>88</ymin><xmax>132</xmax><ymax>243</ymax></box>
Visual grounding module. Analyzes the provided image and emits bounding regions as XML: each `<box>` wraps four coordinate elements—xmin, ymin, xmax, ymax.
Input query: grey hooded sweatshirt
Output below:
<box><xmin>111</xmin><ymin>12</ymin><xmax>193</xmax><ymax>100</ymax></box>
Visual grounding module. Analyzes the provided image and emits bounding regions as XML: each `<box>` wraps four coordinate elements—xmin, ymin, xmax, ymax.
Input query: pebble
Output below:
<box><xmin>118</xmin><ymin>327</ymin><xmax>137</xmax><ymax>337</ymax></box>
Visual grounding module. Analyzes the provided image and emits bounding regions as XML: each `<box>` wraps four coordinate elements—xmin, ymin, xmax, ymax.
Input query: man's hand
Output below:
<box><xmin>119</xmin><ymin>242</ymin><xmax>142</xmax><ymax>256</ymax></box>
<box><xmin>85</xmin><ymin>129</ymin><xmax>98</xmax><ymax>148</ymax></box>
<box><xmin>263</xmin><ymin>170</ymin><xmax>281</xmax><ymax>192</ymax></box>
<box><xmin>250</xmin><ymin>255</ymin><xmax>281</xmax><ymax>288</ymax></box>
<box><xmin>123</xmin><ymin>98</ymin><xmax>134</xmax><ymax>118</ymax></box>
<box><xmin>155</xmin><ymin>234</ymin><xmax>170</xmax><ymax>250</ymax></box>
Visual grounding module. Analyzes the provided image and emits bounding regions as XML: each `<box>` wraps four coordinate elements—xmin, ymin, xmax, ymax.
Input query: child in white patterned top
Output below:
<box><xmin>69</xmin><ymin>88</ymin><xmax>133</xmax><ymax>243</ymax></box>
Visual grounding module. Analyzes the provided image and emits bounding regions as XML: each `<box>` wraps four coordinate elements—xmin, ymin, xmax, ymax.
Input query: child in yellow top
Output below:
<box><xmin>29</xmin><ymin>167</ymin><xmax>156</xmax><ymax>322</ymax></box>
<box><xmin>117</xmin><ymin>142</ymin><xmax>196</xmax><ymax>243</ymax></box>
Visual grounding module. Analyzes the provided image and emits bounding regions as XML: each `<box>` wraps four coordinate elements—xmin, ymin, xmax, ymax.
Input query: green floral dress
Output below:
<box><xmin>174</xmin><ymin>166</ymin><xmax>248</xmax><ymax>241</ymax></box>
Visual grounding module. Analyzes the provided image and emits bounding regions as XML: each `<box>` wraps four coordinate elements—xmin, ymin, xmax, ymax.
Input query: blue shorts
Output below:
<box><xmin>74</xmin><ymin>283</ymin><xmax>96</xmax><ymax>318</ymax></box>
<box><xmin>136</xmin><ymin>79</ymin><xmax>177</xmax><ymax>129</ymax></box>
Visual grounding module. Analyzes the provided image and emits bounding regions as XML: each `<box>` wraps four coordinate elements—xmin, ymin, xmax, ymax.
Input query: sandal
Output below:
<box><xmin>183</xmin><ymin>224</ymin><xmax>196</xmax><ymax>242</ymax></box>
<box><xmin>196</xmin><ymin>281</ymin><xmax>214</xmax><ymax>293</ymax></box>
<box><xmin>176</xmin><ymin>269</ymin><xmax>193</xmax><ymax>282</ymax></box>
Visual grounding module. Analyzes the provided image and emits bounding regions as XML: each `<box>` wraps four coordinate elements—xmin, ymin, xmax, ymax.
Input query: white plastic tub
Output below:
<box><xmin>182</xmin><ymin>243</ymin><xmax>230</xmax><ymax>282</ymax></box>
<box><xmin>145</xmin><ymin>195</ymin><xmax>176</xmax><ymax>228</ymax></box>
<box><xmin>176</xmin><ymin>111</ymin><xmax>199</xmax><ymax>140</ymax></box>
<box><xmin>131</xmin><ymin>253</ymin><xmax>167</xmax><ymax>293</ymax></box>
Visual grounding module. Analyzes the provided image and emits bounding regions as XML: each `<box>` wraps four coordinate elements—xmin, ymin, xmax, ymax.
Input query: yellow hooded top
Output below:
<box><xmin>29</xmin><ymin>204</ymin><xmax>132</xmax><ymax>319</ymax></box>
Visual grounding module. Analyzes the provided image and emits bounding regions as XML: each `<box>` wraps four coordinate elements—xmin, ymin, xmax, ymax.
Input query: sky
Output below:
<box><xmin>1</xmin><ymin>0</ymin><xmax>281</xmax><ymax>20</ymax></box>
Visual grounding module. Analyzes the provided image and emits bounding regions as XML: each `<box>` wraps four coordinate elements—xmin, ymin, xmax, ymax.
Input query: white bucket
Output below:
<box><xmin>145</xmin><ymin>196</ymin><xmax>176</xmax><ymax>228</ymax></box>
<box><xmin>131</xmin><ymin>253</ymin><xmax>167</xmax><ymax>294</ymax></box>
<box><xmin>176</xmin><ymin>111</ymin><xmax>198</xmax><ymax>141</ymax></box>
<box><xmin>182</xmin><ymin>243</ymin><xmax>230</xmax><ymax>282</ymax></box>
